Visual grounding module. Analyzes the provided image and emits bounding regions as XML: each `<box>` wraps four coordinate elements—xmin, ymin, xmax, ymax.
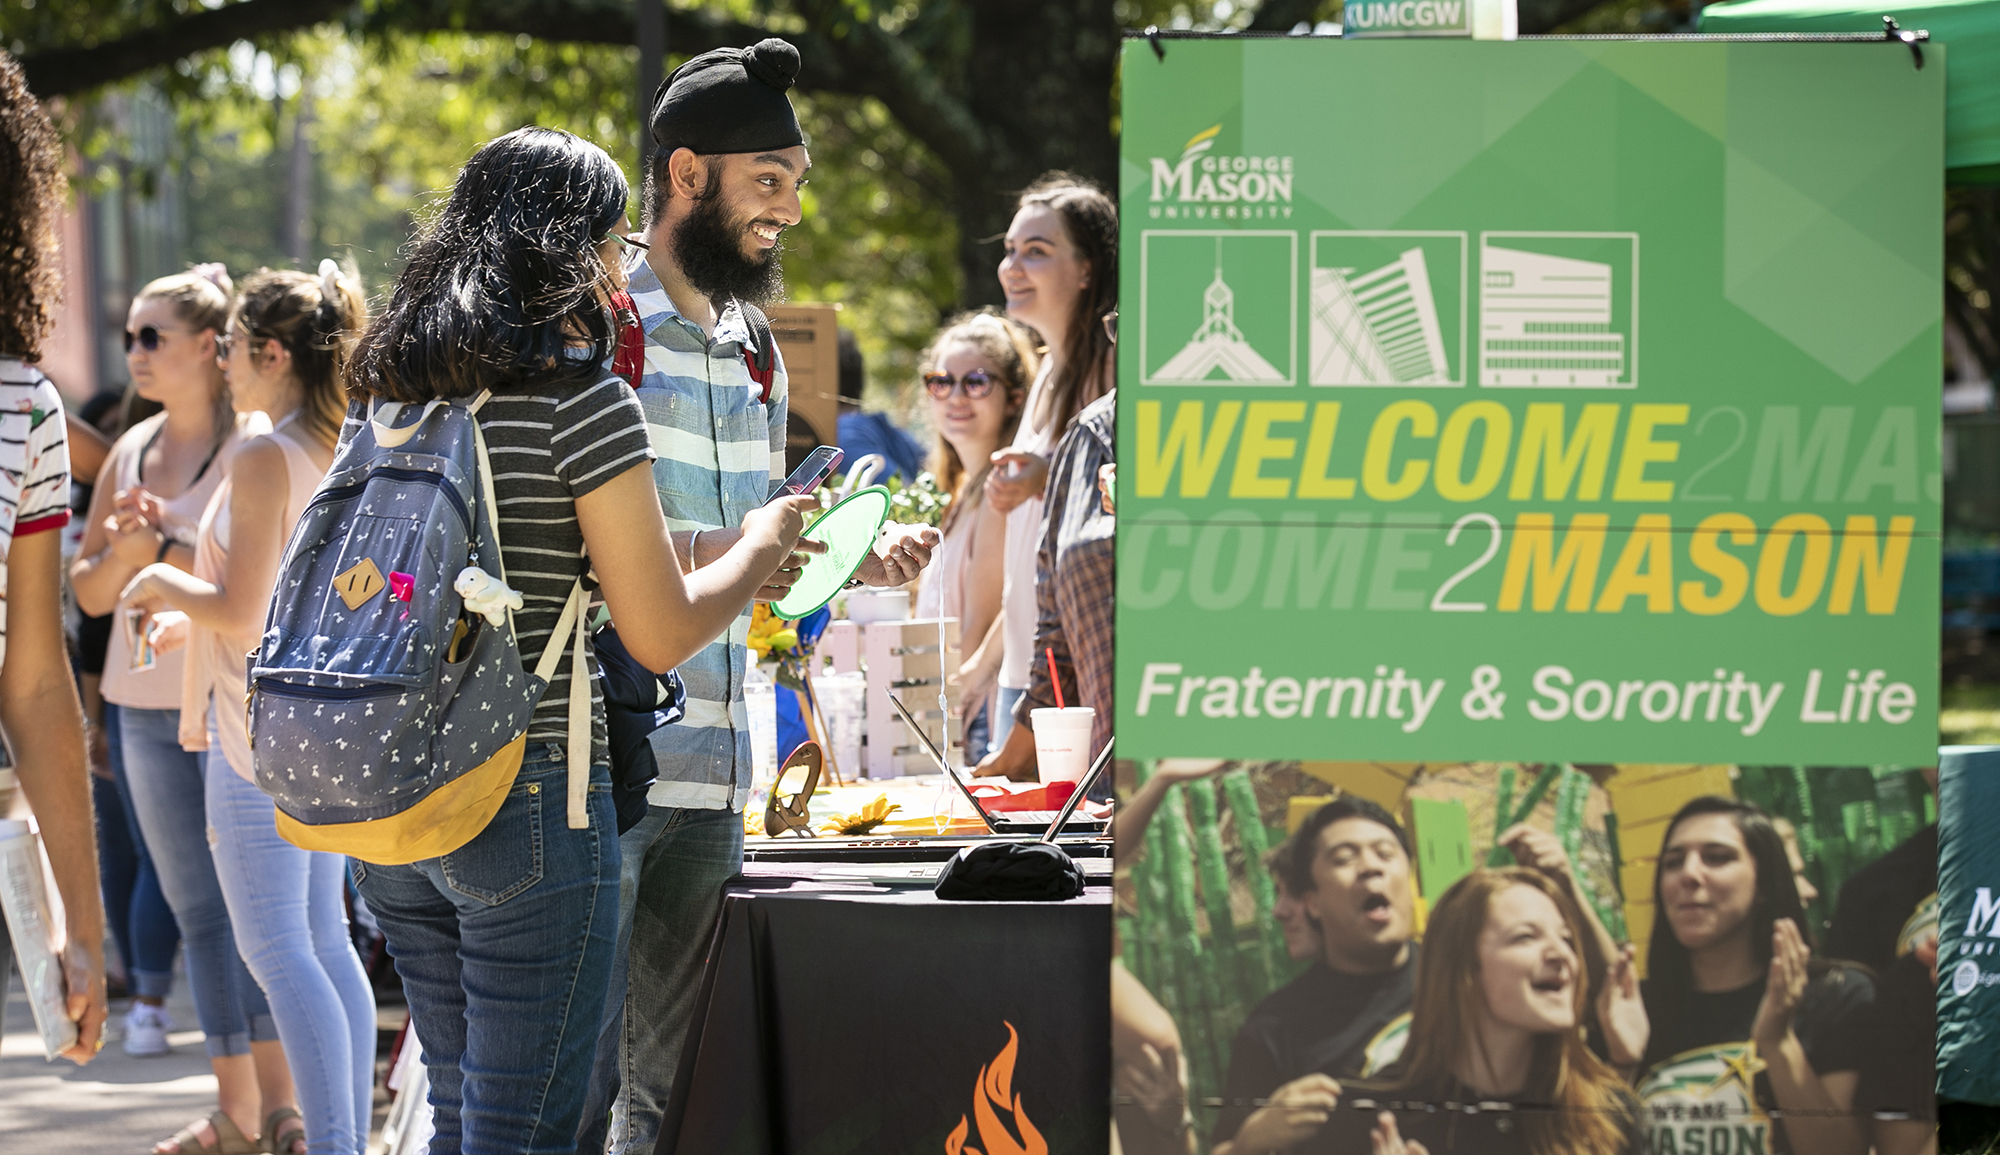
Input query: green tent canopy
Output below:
<box><xmin>1701</xmin><ymin>0</ymin><xmax>2000</xmax><ymax>181</ymax></box>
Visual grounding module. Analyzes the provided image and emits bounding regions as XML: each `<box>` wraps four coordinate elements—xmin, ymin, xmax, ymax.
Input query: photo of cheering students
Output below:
<box><xmin>1116</xmin><ymin>760</ymin><xmax>1932</xmax><ymax>1155</ymax></box>
<box><xmin>1636</xmin><ymin>797</ymin><xmax>1874</xmax><ymax>1155</ymax></box>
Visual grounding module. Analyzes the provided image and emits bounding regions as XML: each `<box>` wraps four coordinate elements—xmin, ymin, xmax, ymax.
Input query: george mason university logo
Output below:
<box><xmin>1149</xmin><ymin>126</ymin><xmax>1295</xmax><ymax>219</ymax></box>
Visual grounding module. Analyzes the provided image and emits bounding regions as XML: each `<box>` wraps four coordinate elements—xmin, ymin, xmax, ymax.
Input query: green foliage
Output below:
<box><xmin>881</xmin><ymin>471</ymin><xmax>951</xmax><ymax>527</ymax></box>
<box><xmin>36</xmin><ymin>17</ymin><xmax>959</xmax><ymax>418</ymax></box>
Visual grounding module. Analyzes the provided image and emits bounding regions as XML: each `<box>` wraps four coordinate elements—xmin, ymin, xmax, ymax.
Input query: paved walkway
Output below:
<box><xmin>0</xmin><ymin>969</ymin><xmax>398</xmax><ymax>1151</ymax></box>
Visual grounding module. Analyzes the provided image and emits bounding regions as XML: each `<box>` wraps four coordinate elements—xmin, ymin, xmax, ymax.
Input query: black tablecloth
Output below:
<box><xmin>656</xmin><ymin>869</ymin><xmax>1112</xmax><ymax>1154</ymax></box>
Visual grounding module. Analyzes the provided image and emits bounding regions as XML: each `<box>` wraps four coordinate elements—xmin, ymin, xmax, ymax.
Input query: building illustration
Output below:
<box><xmin>1153</xmin><ymin>248</ymin><xmax>1289</xmax><ymax>383</ymax></box>
<box><xmin>1309</xmin><ymin>246</ymin><xmax>1454</xmax><ymax>385</ymax></box>
<box><xmin>1478</xmin><ymin>239</ymin><xmax>1634</xmax><ymax>387</ymax></box>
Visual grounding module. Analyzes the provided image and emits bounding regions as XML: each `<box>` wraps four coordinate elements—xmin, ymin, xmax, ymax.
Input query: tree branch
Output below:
<box><xmin>21</xmin><ymin>0</ymin><xmax>352</xmax><ymax>99</ymax></box>
<box><xmin>784</xmin><ymin>0</ymin><xmax>986</xmax><ymax>175</ymax></box>
<box><xmin>1248</xmin><ymin>0</ymin><xmax>1329</xmax><ymax>32</ymax></box>
<box><xmin>1519</xmin><ymin>0</ymin><xmax>1618</xmax><ymax>33</ymax></box>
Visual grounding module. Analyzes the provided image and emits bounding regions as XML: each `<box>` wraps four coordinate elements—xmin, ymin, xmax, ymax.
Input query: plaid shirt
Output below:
<box><xmin>1016</xmin><ymin>390</ymin><xmax>1115</xmax><ymax>762</ymax></box>
<box><xmin>625</xmin><ymin>258</ymin><xmax>787</xmax><ymax>811</ymax></box>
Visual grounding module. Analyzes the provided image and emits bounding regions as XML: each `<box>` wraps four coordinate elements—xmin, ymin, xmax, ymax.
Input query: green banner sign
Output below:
<box><xmin>1116</xmin><ymin>39</ymin><xmax>1944</xmax><ymax>765</ymax></box>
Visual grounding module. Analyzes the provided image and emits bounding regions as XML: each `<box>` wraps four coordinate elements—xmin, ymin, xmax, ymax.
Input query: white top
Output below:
<box><xmin>996</xmin><ymin>365</ymin><xmax>1058</xmax><ymax>690</ymax></box>
<box><xmin>182</xmin><ymin>420</ymin><xmax>323</xmax><ymax>779</ymax></box>
<box><xmin>98</xmin><ymin>411</ymin><xmax>257</xmax><ymax>711</ymax></box>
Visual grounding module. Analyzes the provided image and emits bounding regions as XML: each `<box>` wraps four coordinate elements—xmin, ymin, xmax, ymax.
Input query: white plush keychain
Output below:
<box><xmin>454</xmin><ymin>566</ymin><xmax>524</xmax><ymax>626</ymax></box>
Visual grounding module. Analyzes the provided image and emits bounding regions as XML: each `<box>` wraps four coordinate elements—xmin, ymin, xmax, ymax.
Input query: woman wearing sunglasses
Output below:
<box><xmin>71</xmin><ymin>266</ymin><xmax>288</xmax><ymax>1155</ymax></box>
<box><xmin>912</xmin><ymin>313</ymin><xmax>1038</xmax><ymax>757</ymax></box>
<box><xmin>123</xmin><ymin>262</ymin><xmax>375</xmax><ymax>1155</ymax></box>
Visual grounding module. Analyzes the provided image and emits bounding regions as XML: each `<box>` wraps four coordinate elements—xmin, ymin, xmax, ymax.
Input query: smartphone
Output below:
<box><xmin>125</xmin><ymin>607</ymin><xmax>157</xmax><ymax>673</ymax></box>
<box><xmin>771</xmin><ymin>446</ymin><xmax>843</xmax><ymax>502</ymax></box>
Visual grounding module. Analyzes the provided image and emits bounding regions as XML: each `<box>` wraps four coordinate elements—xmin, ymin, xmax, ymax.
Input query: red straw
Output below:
<box><xmin>1046</xmin><ymin>646</ymin><xmax>1065</xmax><ymax>708</ymax></box>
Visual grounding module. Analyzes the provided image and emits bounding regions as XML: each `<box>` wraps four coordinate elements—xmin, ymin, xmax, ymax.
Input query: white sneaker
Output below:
<box><xmin>122</xmin><ymin>1001</ymin><xmax>172</xmax><ymax>1057</ymax></box>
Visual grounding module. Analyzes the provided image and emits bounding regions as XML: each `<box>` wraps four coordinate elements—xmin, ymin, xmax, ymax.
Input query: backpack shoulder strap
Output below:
<box><xmin>531</xmin><ymin>577</ymin><xmax>592</xmax><ymax>831</ymax></box>
<box><xmin>737</xmin><ymin>302</ymin><xmax>776</xmax><ymax>375</ymax></box>
<box><xmin>464</xmin><ymin>390</ymin><xmax>516</xmax><ymax>643</ymax></box>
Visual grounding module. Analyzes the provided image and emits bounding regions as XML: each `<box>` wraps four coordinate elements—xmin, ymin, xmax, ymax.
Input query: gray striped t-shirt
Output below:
<box><xmin>343</xmin><ymin>373</ymin><xmax>653</xmax><ymax>766</ymax></box>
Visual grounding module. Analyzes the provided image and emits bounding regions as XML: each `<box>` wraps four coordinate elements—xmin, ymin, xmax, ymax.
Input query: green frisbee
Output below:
<box><xmin>770</xmin><ymin>486</ymin><xmax>893</xmax><ymax>620</ymax></box>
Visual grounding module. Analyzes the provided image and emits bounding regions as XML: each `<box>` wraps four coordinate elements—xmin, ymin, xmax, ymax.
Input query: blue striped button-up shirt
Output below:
<box><xmin>627</xmin><ymin>258</ymin><xmax>787</xmax><ymax>811</ymax></box>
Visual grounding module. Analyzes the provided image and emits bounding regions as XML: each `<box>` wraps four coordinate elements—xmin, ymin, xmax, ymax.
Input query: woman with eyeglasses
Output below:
<box><xmin>337</xmin><ymin>126</ymin><xmax>808</xmax><ymax>1151</ymax></box>
<box><xmin>912</xmin><ymin>313</ymin><xmax>1038</xmax><ymax>758</ymax></box>
<box><xmin>122</xmin><ymin>262</ymin><xmax>375</xmax><ymax>1155</ymax></box>
<box><xmin>70</xmin><ymin>264</ymin><xmax>290</xmax><ymax>1155</ymax></box>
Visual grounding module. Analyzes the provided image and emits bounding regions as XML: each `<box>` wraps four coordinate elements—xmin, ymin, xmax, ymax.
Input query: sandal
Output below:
<box><xmin>260</xmin><ymin>1107</ymin><xmax>306</xmax><ymax>1155</ymax></box>
<box><xmin>153</xmin><ymin>1111</ymin><xmax>261</xmax><ymax>1155</ymax></box>
<box><xmin>764</xmin><ymin>742</ymin><xmax>822</xmax><ymax>837</ymax></box>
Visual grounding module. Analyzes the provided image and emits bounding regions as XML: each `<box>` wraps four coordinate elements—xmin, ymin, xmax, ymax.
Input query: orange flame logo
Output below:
<box><xmin>944</xmin><ymin>1022</ymin><xmax>1047</xmax><ymax>1155</ymax></box>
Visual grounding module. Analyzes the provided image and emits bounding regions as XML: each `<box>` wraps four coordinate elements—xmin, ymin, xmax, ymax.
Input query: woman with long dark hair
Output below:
<box><xmin>1637</xmin><ymin>797</ymin><xmax>1873</xmax><ymax>1155</ymax></box>
<box><xmin>125</xmin><ymin>263</ymin><xmax>376</xmax><ymax>1155</ymax></box>
<box><xmin>1312</xmin><ymin>868</ymin><xmax>1644</xmax><ymax>1155</ymax></box>
<box><xmin>986</xmin><ymin>173</ymin><xmax>1116</xmax><ymax>755</ymax></box>
<box><xmin>913</xmin><ymin>312</ymin><xmax>1037</xmax><ymax>756</ymax></box>
<box><xmin>338</xmin><ymin>126</ymin><xmax>808</xmax><ymax>1151</ymax></box>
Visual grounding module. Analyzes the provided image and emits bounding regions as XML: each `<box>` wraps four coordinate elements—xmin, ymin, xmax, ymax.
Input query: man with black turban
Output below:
<box><xmin>576</xmin><ymin>38</ymin><xmax>937</xmax><ymax>1155</ymax></box>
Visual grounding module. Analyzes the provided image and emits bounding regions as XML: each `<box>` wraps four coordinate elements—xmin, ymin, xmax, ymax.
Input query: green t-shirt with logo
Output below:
<box><xmin>1637</xmin><ymin>968</ymin><xmax>1873</xmax><ymax>1155</ymax></box>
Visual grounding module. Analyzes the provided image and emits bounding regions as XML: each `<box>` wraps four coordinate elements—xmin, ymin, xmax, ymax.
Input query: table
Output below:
<box><xmin>655</xmin><ymin>863</ymin><xmax>1112</xmax><ymax>1154</ymax></box>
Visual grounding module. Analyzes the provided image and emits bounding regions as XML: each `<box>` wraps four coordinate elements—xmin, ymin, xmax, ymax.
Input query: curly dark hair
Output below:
<box><xmin>0</xmin><ymin>50</ymin><xmax>68</xmax><ymax>362</ymax></box>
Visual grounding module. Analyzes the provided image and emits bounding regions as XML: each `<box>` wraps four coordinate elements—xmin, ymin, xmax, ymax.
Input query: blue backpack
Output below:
<box><xmin>248</xmin><ymin>393</ymin><xmax>590</xmax><ymax>864</ymax></box>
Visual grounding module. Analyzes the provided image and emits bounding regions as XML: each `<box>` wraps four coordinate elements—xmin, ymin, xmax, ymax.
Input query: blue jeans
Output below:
<box><xmin>206</xmin><ymin>724</ymin><xmax>376</xmax><ymax>1155</ymax></box>
<box><xmin>103</xmin><ymin>703</ymin><xmax>181</xmax><ymax>999</ymax></box>
<box><xmin>992</xmin><ymin>685</ymin><xmax>1027</xmax><ymax>757</ymax></box>
<box><xmin>355</xmin><ymin>750</ymin><xmax>619</xmax><ymax>1155</ymax></box>
<box><xmin>576</xmin><ymin>804</ymin><xmax>742</xmax><ymax>1154</ymax></box>
<box><xmin>118</xmin><ymin>704</ymin><xmax>273</xmax><ymax>1055</ymax></box>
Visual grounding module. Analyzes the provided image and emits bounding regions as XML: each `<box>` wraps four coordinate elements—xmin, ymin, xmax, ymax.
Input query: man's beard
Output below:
<box><xmin>672</xmin><ymin>191</ymin><xmax>786</xmax><ymax>307</ymax></box>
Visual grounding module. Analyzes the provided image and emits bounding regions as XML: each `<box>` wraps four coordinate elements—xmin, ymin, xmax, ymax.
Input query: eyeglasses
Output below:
<box><xmin>1102</xmin><ymin>310</ymin><xmax>1118</xmax><ymax>343</ymax></box>
<box><xmin>123</xmin><ymin>324</ymin><xmax>184</xmax><ymax>354</ymax></box>
<box><xmin>603</xmin><ymin>232</ymin><xmax>650</xmax><ymax>253</ymax></box>
<box><xmin>215</xmin><ymin>327</ymin><xmax>263</xmax><ymax>359</ymax></box>
<box><xmin>924</xmin><ymin>370</ymin><xmax>998</xmax><ymax>400</ymax></box>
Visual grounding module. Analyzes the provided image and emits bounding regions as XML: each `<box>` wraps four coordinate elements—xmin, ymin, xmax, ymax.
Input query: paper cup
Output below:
<box><xmin>1030</xmin><ymin>707</ymin><xmax>1095</xmax><ymax>783</ymax></box>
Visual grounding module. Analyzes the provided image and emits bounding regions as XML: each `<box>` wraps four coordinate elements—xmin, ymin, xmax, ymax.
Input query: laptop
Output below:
<box><xmin>886</xmin><ymin>692</ymin><xmax>1110</xmax><ymax>835</ymax></box>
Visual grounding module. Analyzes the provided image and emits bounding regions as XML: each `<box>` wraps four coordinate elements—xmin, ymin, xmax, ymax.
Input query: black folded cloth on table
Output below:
<box><xmin>934</xmin><ymin>841</ymin><xmax>1085</xmax><ymax>901</ymax></box>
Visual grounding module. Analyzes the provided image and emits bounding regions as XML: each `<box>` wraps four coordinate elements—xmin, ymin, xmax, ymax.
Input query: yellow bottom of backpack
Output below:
<box><xmin>274</xmin><ymin>736</ymin><xmax>526</xmax><ymax>866</ymax></box>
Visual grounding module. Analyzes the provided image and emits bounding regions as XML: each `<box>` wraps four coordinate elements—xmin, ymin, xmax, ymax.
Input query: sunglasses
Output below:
<box><xmin>603</xmin><ymin>232</ymin><xmax>650</xmax><ymax>253</ymax></box>
<box><xmin>924</xmin><ymin>370</ymin><xmax>998</xmax><ymax>400</ymax></box>
<box><xmin>215</xmin><ymin>327</ymin><xmax>265</xmax><ymax>359</ymax></box>
<box><xmin>123</xmin><ymin>325</ymin><xmax>186</xmax><ymax>354</ymax></box>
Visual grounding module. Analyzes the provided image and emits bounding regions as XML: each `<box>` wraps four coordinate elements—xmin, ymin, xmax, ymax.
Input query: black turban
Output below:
<box><xmin>649</xmin><ymin>38</ymin><xmax>804</xmax><ymax>157</ymax></box>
